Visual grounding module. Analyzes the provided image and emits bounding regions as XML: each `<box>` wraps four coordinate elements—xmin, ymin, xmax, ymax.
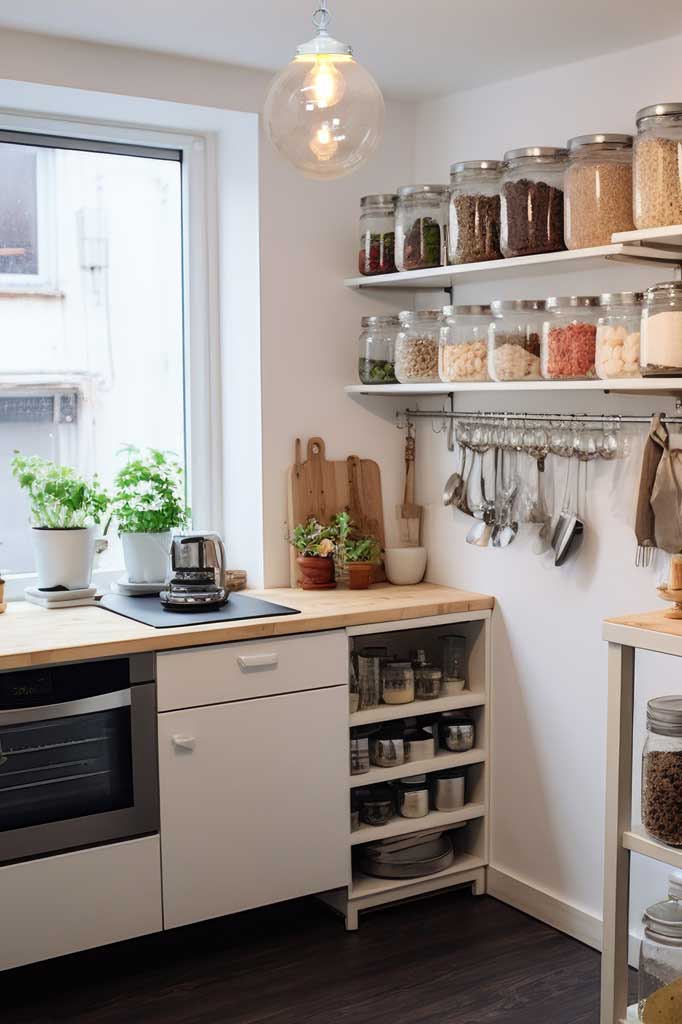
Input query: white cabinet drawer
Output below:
<box><xmin>157</xmin><ymin>629</ymin><xmax>347</xmax><ymax>711</ymax></box>
<box><xmin>0</xmin><ymin>836</ymin><xmax>162</xmax><ymax>971</ymax></box>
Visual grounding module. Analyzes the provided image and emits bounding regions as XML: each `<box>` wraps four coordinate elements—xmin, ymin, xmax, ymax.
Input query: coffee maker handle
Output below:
<box><xmin>203</xmin><ymin>532</ymin><xmax>226</xmax><ymax>571</ymax></box>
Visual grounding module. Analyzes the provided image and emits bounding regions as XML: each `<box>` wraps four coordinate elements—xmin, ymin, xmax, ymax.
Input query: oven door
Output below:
<box><xmin>0</xmin><ymin>660</ymin><xmax>158</xmax><ymax>865</ymax></box>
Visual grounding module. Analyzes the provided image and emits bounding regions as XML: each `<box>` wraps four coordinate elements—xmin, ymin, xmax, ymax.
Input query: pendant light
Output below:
<box><xmin>263</xmin><ymin>1</ymin><xmax>385</xmax><ymax>181</ymax></box>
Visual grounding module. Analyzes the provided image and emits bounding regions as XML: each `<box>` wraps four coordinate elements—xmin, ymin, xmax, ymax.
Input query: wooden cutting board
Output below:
<box><xmin>287</xmin><ymin>437</ymin><xmax>386</xmax><ymax>586</ymax></box>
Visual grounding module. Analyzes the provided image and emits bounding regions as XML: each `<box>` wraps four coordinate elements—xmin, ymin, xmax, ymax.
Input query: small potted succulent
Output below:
<box><xmin>11</xmin><ymin>453</ymin><xmax>109</xmax><ymax>590</ymax></box>
<box><xmin>111</xmin><ymin>446</ymin><xmax>190</xmax><ymax>584</ymax></box>
<box><xmin>344</xmin><ymin>535</ymin><xmax>381</xmax><ymax>590</ymax></box>
<box><xmin>291</xmin><ymin>517</ymin><xmax>337</xmax><ymax>590</ymax></box>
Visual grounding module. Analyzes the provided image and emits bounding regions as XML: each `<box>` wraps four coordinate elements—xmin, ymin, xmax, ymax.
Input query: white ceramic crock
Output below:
<box><xmin>121</xmin><ymin>531</ymin><xmax>172</xmax><ymax>584</ymax></box>
<box><xmin>31</xmin><ymin>525</ymin><xmax>97</xmax><ymax>590</ymax></box>
<box><xmin>384</xmin><ymin>546</ymin><xmax>427</xmax><ymax>585</ymax></box>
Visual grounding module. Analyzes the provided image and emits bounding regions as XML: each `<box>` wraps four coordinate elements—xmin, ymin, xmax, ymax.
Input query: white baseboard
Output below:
<box><xmin>488</xmin><ymin>866</ymin><xmax>640</xmax><ymax>967</ymax></box>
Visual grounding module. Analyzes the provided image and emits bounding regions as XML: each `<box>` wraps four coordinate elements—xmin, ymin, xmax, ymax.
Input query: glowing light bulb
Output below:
<box><xmin>309</xmin><ymin>121</ymin><xmax>339</xmax><ymax>161</ymax></box>
<box><xmin>302</xmin><ymin>55</ymin><xmax>346</xmax><ymax>109</ymax></box>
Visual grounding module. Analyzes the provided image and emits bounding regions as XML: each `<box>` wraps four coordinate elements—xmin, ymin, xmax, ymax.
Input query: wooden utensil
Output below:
<box><xmin>397</xmin><ymin>422</ymin><xmax>422</xmax><ymax>546</ymax></box>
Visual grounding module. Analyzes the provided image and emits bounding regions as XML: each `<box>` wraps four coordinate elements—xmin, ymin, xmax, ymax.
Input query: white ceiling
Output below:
<box><xmin>2</xmin><ymin>0</ymin><xmax>682</xmax><ymax>100</ymax></box>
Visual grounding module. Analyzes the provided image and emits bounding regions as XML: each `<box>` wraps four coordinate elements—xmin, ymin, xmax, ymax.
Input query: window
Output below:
<box><xmin>0</xmin><ymin>131</ymin><xmax>186</xmax><ymax>578</ymax></box>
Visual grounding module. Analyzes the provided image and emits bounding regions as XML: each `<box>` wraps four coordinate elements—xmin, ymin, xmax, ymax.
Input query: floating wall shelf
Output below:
<box><xmin>345</xmin><ymin>379</ymin><xmax>682</xmax><ymax>397</ymax></box>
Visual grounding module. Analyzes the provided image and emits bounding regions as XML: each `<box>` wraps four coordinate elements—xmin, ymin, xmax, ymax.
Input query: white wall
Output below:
<box><xmin>412</xmin><ymin>33</ymin><xmax>682</xmax><ymax>942</ymax></box>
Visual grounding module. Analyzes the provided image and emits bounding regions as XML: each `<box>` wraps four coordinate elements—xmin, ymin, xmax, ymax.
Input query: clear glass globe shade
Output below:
<box><xmin>264</xmin><ymin>52</ymin><xmax>384</xmax><ymax>180</ymax></box>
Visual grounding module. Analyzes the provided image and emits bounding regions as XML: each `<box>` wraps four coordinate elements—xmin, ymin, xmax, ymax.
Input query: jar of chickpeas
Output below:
<box><xmin>439</xmin><ymin>304</ymin><xmax>492</xmax><ymax>382</ymax></box>
<box><xmin>395</xmin><ymin>309</ymin><xmax>442</xmax><ymax>383</ymax></box>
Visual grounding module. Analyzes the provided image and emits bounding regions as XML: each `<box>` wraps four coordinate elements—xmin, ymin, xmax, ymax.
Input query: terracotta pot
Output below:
<box><xmin>347</xmin><ymin>562</ymin><xmax>374</xmax><ymax>590</ymax></box>
<box><xmin>297</xmin><ymin>555</ymin><xmax>336</xmax><ymax>590</ymax></box>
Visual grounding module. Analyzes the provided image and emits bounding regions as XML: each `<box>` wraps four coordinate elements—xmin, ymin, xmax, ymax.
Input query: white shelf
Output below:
<box><xmin>350</xmin><ymin>747</ymin><xmax>486</xmax><ymax>788</ymax></box>
<box><xmin>351</xmin><ymin>801</ymin><xmax>485</xmax><ymax>845</ymax></box>
<box><xmin>350</xmin><ymin>691</ymin><xmax>485</xmax><ymax>727</ymax></box>
<box><xmin>346</xmin><ymin>378</ymin><xmax>682</xmax><ymax>397</ymax></box>
<box><xmin>613</xmin><ymin>225</ymin><xmax>682</xmax><ymax>249</ymax></box>
<box><xmin>623</xmin><ymin>826</ymin><xmax>682</xmax><ymax>869</ymax></box>
<box><xmin>344</xmin><ymin>243</ymin><xmax>681</xmax><ymax>290</ymax></box>
<box><xmin>350</xmin><ymin>851</ymin><xmax>485</xmax><ymax>900</ymax></box>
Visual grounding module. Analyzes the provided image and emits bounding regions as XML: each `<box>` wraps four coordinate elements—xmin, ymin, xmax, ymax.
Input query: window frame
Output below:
<box><xmin>0</xmin><ymin>146</ymin><xmax>57</xmax><ymax>292</ymax></box>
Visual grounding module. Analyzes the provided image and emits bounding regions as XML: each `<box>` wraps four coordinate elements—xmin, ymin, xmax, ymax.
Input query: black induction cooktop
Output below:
<box><xmin>98</xmin><ymin>592</ymin><xmax>300</xmax><ymax>628</ymax></box>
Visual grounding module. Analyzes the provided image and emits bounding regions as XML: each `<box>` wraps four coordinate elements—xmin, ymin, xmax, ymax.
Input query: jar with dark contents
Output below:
<box><xmin>500</xmin><ymin>147</ymin><xmax>568</xmax><ymax>258</ymax></box>
<box><xmin>488</xmin><ymin>299</ymin><xmax>544</xmax><ymax>382</ymax></box>
<box><xmin>415</xmin><ymin>665</ymin><xmax>443</xmax><ymax>700</ymax></box>
<box><xmin>358</xmin><ymin>315</ymin><xmax>398</xmax><ymax>385</ymax></box>
<box><xmin>448</xmin><ymin>160</ymin><xmax>502</xmax><ymax>265</ymax></box>
<box><xmin>395</xmin><ymin>185</ymin><xmax>449</xmax><ymax>271</ymax></box>
<box><xmin>360</xmin><ymin>784</ymin><xmax>395</xmax><ymax>827</ymax></box>
<box><xmin>358</xmin><ymin>194</ymin><xmax>397</xmax><ymax>276</ymax></box>
<box><xmin>541</xmin><ymin>296</ymin><xmax>599</xmax><ymax>380</ymax></box>
<box><xmin>642</xmin><ymin>696</ymin><xmax>682</xmax><ymax>847</ymax></box>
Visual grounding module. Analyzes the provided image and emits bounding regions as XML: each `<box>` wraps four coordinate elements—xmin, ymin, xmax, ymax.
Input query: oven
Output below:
<box><xmin>0</xmin><ymin>654</ymin><xmax>158</xmax><ymax>865</ymax></box>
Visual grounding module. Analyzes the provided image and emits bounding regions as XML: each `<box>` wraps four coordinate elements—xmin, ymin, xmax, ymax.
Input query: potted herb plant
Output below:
<box><xmin>111</xmin><ymin>446</ymin><xmax>190</xmax><ymax>584</ymax></box>
<box><xmin>344</xmin><ymin>535</ymin><xmax>381</xmax><ymax>590</ymax></box>
<box><xmin>11</xmin><ymin>453</ymin><xmax>109</xmax><ymax>590</ymax></box>
<box><xmin>291</xmin><ymin>517</ymin><xmax>337</xmax><ymax>589</ymax></box>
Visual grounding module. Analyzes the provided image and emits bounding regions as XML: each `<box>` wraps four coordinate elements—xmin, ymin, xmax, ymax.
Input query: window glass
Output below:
<box><xmin>0</xmin><ymin>144</ymin><xmax>38</xmax><ymax>275</ymax></box>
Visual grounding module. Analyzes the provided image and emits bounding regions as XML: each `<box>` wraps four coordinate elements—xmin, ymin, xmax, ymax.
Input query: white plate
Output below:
<box><xmin>111</xmin><ymin>576</ymin><xmax>164</xmax><ymax>596</ymax></box>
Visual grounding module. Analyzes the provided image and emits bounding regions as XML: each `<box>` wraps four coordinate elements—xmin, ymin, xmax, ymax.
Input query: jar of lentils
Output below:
<box><xmin>448</xmin><ymin>160</ymin><xmax>502</xmax><ymax>265</ymax></box>
<box><xmin>488</xmin><ymin>299</ymin><xmax>544</xmax><ymax>381</ymax></box>
<box><xmin>358</xmin><ymin>194</ymin><xmax>397</xmax><ymax>276</ymax></box>
<box><xmin>500</xmin><ymin>147</ymin><xmax>568</xmax><ymax>257</ymax></box>
<box><xmin>642</xmin><ymin>696</ymin><xmax>682</xmax><ymax>847</ymax></box>
<box><xmin>439</xmin><ymin>304</ymin><xmax>492</xmax><ymax>383</ymax></box>
<box><xmin>541</xmin><ymin>296</ymin><xmax>599</xmax><ymax>380</ymax></box>
<box><xmin>595</xmin><ymin>291</ymin><xmax>642</xmax><ymax>380</ymax></box>
<box><xmin>395</xmin><ymin>309</ymin><xmax>441</xmax><ymax>383</ymax></box>
<box><xmin>395</xmin><ymin>185</ymin><xmax>449</xmax><ymax>271</ymax></box>
<box><xmin>358</xmin><ymin>315</ymin><xmax>398</xmax><ymax>384</ymax></box>
<box><xmin>634</xmin><ymin>103</ymin><xmax>682</xmax><ymax>229</ymax></box>
<box><xmin>564</xmin><ymin>134</ymin><xmax>634</xmax><ymax>249</ymax></box>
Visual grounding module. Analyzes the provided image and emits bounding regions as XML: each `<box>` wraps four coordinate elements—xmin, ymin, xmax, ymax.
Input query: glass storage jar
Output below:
<box><xmin>355</xmin><ymin>646</ymin><xmax>387</xmax><ymax>710</ymax></box>
<box><xmin>642</xmin><ymin>696</ymin><xmax>682</xmax><ymax>846</ymax></box>
<box><xmin>360</xmin><ymin>784</ymin><xmax>395</xmax><ymax>826</ymax></box>
<box><xmin>595</xmin><ymin>291</ymin><xmax>643</xmax><ymax>380</ymax></box>
<box><xmin>439</xmin><ymin>713</ymin><xmax>475</xmax><ymax>753</ymax></box>
<box><xmin>358</xmin><ymin>315</ymin><xmax>399</xmax><ymax>385</ymax></box>
<box><xmin>500</xmin><ymin>147</ymin><xmax>568</xmax><ymax>257</ymax></box>
<box><xmin>395</xmin><ymin>185</ymin><xmax>449</xmax><ymax>271</ymax></box>
<box><xmin>358</xmin><ymin>193</ymin><xmax>397</xmax><ymax>276</ymax></box>
<box><xmin>641</xmin><ymin>282</ymin><xmax>682</xmax><ymax>377</ymax></box>
<box><xmin>370</xmin><ymin>725</ymin><xmax>405</xmax><ymax>768</ymax></box>
<box><xmin>564</xmin><ymin>134</ymin><xmax>634</xmax><ymax>249</ymax></box>
<box><xmin>439</xmin><ymin>304</ymin><xmax>492</xmax><ymax>382</ymax></box>
<box><xmin>415</xmin><ymin>665</ymin><xmax>443</xmax><ymax>700</ymax></box>
<box><xmin>396</xmin><ymin>775</ymin><xmax>430</xmax><ymax>818</ymax></box>
<box><xmin>488</xmin><ymin>299</ymin><xmax>544</xmax><ymax>381</ymax></box>
<box><xmin>395</xmin><ymin>309</ymin><xmax>441</xmax><ymax>383</ymax></box>
<box><xmin>634</xmin><ymin>103</ymin><xmax>682</xmax><ymax>229</ymax></box>
<box><xmin>448</xmin><ymin>160</ymin><xmax>502</xmax><ymax>265</ymax></box>
<box><xmin>541</xmin><ymin>295</ymin><xmax>599</xmax><ymax>380</ymax></box>
<box><xmin>382</xmin><ymin>661</ymin><xmax>415</xmax><ymax>705</ymax></box>
<box><xmin>441</xmin><ymin>635</ymin><xmax>467</xmax><ymax>694</ymax></box>
<box><xmin>639</xmin><ymin>898</ymin><xmax>682</xmax><ymax>1020</ymax></box>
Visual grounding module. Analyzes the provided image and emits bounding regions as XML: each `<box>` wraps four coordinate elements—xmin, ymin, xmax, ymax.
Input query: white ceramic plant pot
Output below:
<box><xmin>31</xmin><ymin>526</ymin><xmax>97</xmax><ymax>590</ymax></box>
<box><xmin>121</xmin><ymin>531</ymin><xmax>172</xmax><ymax>584</ymax></box>
<box><xmin>384</xmin><ymin>546</ymin><xmax>427</xmax><ymax>586</ymax></box>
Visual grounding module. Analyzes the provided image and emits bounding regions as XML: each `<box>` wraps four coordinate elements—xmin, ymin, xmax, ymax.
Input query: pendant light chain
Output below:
<box><xmin>312</xmin><ymin>0</ymin><xmax>332</xmax><ymax>33</ymax></box>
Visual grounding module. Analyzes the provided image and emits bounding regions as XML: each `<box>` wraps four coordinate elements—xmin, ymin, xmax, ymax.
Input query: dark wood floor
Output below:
<box><xmin>2</xmin><ymin>890</ymin><xmax>604</xmax><ymax>1024</ymax></box>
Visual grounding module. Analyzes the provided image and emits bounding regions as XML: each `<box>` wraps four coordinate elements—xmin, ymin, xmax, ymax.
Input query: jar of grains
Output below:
<box><xmin>395</xmin><ymin>185</ymin><xmax>449</xmax><ymax>271</ymax></box>
<box><xmin>564</xmin><ymin>134</ymin><xmax>634</xmax><ymax>249</ymax></box>
<box><xmin>639</xmin><ymin>898</ymin><xmax>682</xmax><ymax>1020</ymax></box>
<box><xmin>358</xmin><ymin>194</ymin><xmax>397</xmax><ymax>276</ymax></box>
<box><xmin>382</xmin><ymin>661</ymin><xmax>415</xmax><ymax>705</ymax></box>
<box><xmin>448</xmin><ymin>160</ymin><xmax>502</xmax><ymax>265</ymax></box>
<box><xmin>541</xmin><ymin>295</ymin><xmax>599</xmax><ymax>380</ymax></box>
<box><xmin>488</xmin><ymin>299</ymin><xmax>544</xmax><ymax>381</ymax></box>
<box><xmin>595</xmin><ymin>291</ymin><xmax>642</xmax><ymax>380</ymax></box>
<box><xmin>439</xmin><ymin>304</ymin><xmax>492</xmax><ymax>382</ymax></box>
<box><xmin>500</xmin><ymin>147</ymin><xmax>568</xmax><ymax>257</ymax></box>
<box><xmin>395</xmin><ymin>309</ymin><xmax>441</xmax><ymax>383</ymax></box>
<box><xmin>634</xmin><ymin>103</ymin><xmax>682</xmax><ymax>229</ymax></box>
<box><xmin>641</xmin><ymin>282</ymin><xmax>682</xmax><ymax>376</ymax></box>
<box><xmin>642</xmin><ymin>696</ymin><xmax>682</xmax><ymax>846</ymax></box>
<box><xmin>358</xmin><ymin>315</ymin><xmax>399</xmax><ymax>385</ymax></box>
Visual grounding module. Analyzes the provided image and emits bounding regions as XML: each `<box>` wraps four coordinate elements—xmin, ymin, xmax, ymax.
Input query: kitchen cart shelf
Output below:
<box><xmin>350</xmin><ymin>851</ymin><xmax>486</xmax><ymax>899</ymax></box>
<box><xmin>622</xmin><ymin>826</ymin><xmax>682</xmax><ymax>870</ymax></box>
<box><xmin>613</xmin><ymin>225</ymin><xmax>682</xmax><ymax>249</ymax></box>
<box><xmin>349</xmin><ymin>747</ymin><xmax>486</xmax><ymax>788</ymax></box>
<box><xmin>345</xmin><ymin>379</ymin><xmax>682</xmax><ymax>397</ymax></box>
<box><xmin>350</xmin><ymin>691</ymin><xmax>484</xmax><ymax>726</ymax></box>
<box><xmin>344</xmin><ymin>242</ymin><xmax>682</xmax><ymax>291</ymax></box>
<box><xmin>351</xmin><ymin>802</ymin><xmax>485</xmax><ymax>846</ymax></box>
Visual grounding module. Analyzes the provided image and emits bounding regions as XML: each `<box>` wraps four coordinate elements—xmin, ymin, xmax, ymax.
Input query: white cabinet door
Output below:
<box><xmin>158</xmin><ymin>685</ymin><xmax>349</xmax><ymax>930</ymax></box>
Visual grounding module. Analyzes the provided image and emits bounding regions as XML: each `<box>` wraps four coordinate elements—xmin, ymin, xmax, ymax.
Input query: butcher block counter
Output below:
<box><xmin>0</xmin><ymin>584</ymin><xmax>494</xmax><ymax>671</ymax></box>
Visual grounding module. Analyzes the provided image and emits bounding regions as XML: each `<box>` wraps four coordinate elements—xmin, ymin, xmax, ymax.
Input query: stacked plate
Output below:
<box><xmin>359</xmin><ymin>828</ymin><xmax>456</xmax><ymax>879</ymax></box>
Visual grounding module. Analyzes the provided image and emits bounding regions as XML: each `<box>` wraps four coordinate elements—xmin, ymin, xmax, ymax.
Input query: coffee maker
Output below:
<box><xmin>160</xmin><ymin>532</ymin><xmax>228</xmax><ymax>610</ymax></box>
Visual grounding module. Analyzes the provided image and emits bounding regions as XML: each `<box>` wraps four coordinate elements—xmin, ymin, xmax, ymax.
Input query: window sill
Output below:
<box><xmin>0</xmin><ymin>289</ymin><xmax>64</xmax><ymax>299</ymax></box>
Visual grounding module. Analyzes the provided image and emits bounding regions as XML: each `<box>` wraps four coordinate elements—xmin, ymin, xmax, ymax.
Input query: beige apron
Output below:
<box><xmin>651</xmin><ymin>421</ymin><xmax>682</xmax><ymax>553</ymax></box>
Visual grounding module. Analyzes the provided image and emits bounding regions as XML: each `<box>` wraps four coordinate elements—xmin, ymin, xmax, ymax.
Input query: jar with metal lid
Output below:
<box><xmin>358</xmin><ymin>194</ymin><xmax>397</xmax><ymax>276</ymax></box>
<box><xmin>395</xmin><ymin>185</ymin><xmax>449</xmax><ymax>271</ymax></box>
<box><xmin>403</xmin><ymin>727</ymin><xmax>437</xmax><ymax>762</ymax></box>
<box><xmin>488</xmin><ymin>299</ymin><xmax>544</xmax><ymax>381</ymax></box>
<box><xmin>382</xmin><ymin>661</ymin><xmax>415</xmax><ymax>705</ymax></box>
<box><xmin>360</xmin><ymin>784</ymin><xmax>395</xmax><ymax>827</ymax></box>
<box><xmin>639</xmin><ymin>898</ymin><xmax>682</xmax><ymax>1019</ymax></box>
<box><xmin>441</xmin><ymin>635</ymin><xmax>466</xmax><ymax>694</ymax></box>
<box><xmin>541</xmin><ymin>295</ymin><xmax>599</xmax><ymax>380</ymax></box>
<box><xmin>641</xmin><ymin>282</ymin><xmax>682</xmax><ymax>377</ymax></box>
<box><xmin>448</xmin><ymin>160</ymin><xmax>502</xmax><ymax>265</ymax></box>
<box><xmin>595</xmin><ymin>292</ymin><xmax>642</xmax><ymax>380</ymax></box>
<box><xmin>358</xmin><ymin>315</ymin><xmax>398</xmax><ymax>385</ymax></box>
<box><xmin>355</xmin><ymin>646</ymin><xmax>387</xmax><ymax>710</ymax></box>
<box><xmin>500</xmin><ymin>147</ymin><xmax>568</xmax><ymax>257</ymax></box>
<box><xmin>642</xmin><ymin>696</ymin><xmax>682</xmax><ymax>846</ymax></box>
<box><xmin>395</xmin><ymin>309</ymin><xmax>441</xmax><ymax>383</ymax></box>
<box><xmin>415</xmin><ymin>665</ymin><xmax>442</xmax><ymax>701</ymax></box>
<box><xmin>396</xmin><ymin>775</ymin><xmax>429</xmax><ymax>818</ymax></box>
<box><xmin>370</xmin><ymin>725</ymin><xmax>405</xmax><ymax>768</ymax></box>
<box><xmin>564</xmin><ymin>134</ymin><xmax>634</xmax><ymax>250</ymax></box>
<box><xmin>634</xmin><ymin>104</ymin><xmax>682</xmax><ymax>229</ymax></box>
<box><xmin>439</xmin><ymin>714</ymin><xmax>475</xmax><ymax>753</ymax></box>
<box><xmin>439</xmin><ymin>304</ymin><xmax>492</xmax><ymax>382</ymax></box>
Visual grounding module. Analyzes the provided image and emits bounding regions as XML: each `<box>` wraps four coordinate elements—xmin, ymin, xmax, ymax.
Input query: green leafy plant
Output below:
<box><xmin>344</xmin><ymin>535</ymin><xmax>381</xmax><ymax>563</ymax></box>
<box><xmin>111</xmin><ymin>446</ymin><xmax>190</xmax><ymax>534</ymax></box>
<box><xmin>331</xmin><ymin>510</ymin><xmax>353</xmax><ymax>558</ymax></box>
<box><xmin>11</xmin><ymin>453</ymin><xmax>109</xmax><ymax>528</ymax></box>
<box><xmin>291</xmin><ymin>517</ymin><xmax>336</xmax><ymax>558</ymax></box>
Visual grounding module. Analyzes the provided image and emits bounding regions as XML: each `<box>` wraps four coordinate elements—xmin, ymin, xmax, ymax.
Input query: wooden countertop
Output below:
<box><xmin>604</xmin><ymin>608</ymin><xmax>682</xmax><ymax>655</ymax></box>
<box><xmin>0</xmin><ymin>584</ymin><xmax>494</xmax><ymax>671</ymax></box>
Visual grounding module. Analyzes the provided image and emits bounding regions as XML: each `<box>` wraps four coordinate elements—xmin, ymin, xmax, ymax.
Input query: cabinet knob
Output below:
<box><xmin>237</xmin><ymin>653</ymin><xmax>279</xmax><ymax>671</ymax></box>
<box><xmin>172</xmin><ymin>734</ymin><xmax>195</xmax><ymax>751</ymax></box>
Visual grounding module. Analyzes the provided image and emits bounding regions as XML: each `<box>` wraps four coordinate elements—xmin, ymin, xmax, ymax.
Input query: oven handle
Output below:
<box><xmin>0</xmin><ymin>689</ymin><xmax>131</xmax><ymax>726</ymax></box>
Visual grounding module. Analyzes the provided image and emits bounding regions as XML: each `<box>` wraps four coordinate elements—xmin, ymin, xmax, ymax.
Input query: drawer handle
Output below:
<box><xmin>172</xmin><ymin>734</ymin><xmax>195</xmax><ymax>751</ymax></box>
<box><xmin>237</xmin><ymin>653</ymin><xmax>279</xmax><ymax>671</ymax></box>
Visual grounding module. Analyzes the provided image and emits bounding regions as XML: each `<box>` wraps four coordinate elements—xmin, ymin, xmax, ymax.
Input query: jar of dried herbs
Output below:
<box><xmin>395</xmin><ymin>185</ymin><xmax>449</xmax><ymax>271</ymax></box>
<box><xmin>642</xmin><ymin>696</ymin><xmax>682</xmax><ymax>847</ymax></box>
<box><xmin>358</xmin><ymin>194</ymin><xmax>397</xmax><ymax>276</ymax></box>
<box><xmin>500</xmin><ymin>147</ymin><xmax>568</xmax><ymax>258</ymax></box>
<box><xmin>448</xmin><ymin>160</ymin><xmax>502</xmax><ymax>265</ymax></box>
<box><xmin>358</xmin><ymin>314</ymin><xmax>399</xmax><ymax>384</ymax></box>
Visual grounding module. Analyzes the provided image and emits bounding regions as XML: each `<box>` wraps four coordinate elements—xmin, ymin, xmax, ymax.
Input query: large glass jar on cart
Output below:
<box><xmin>541</xmin><ymin>295</ymin><xmax>599</xmax><ymax>380</ymax></box>
<box><xmin>358</xmin><ymin>315</ymin><xmax>399</xmax><ymax>384</ymax></box>
<box><xmin>395</xmin><ymin>185</ymin><xmax>449</xmax><ymax>271</ymax></box>
<box><xmin>564</xmin><ymin>134</ymin><xmax>634</xmax><ymax>249</ymax></box>
<box><xmin>642</xmin><ymin>696</ymin><xmax>682</xmax><ymax>846</ymax></box>
<box><xmin>448</xmin><ymin>160</ymin><xmax>502</xmax><ymax>265</ymax></box>
<box><xmin>439</xmin><ymin>304</ymin><xmax>492</xmax><ymax>383</ymax></box>
<box><xmin>639</xmin><ymin>898</ymin><xmax>682</xmax><ymax>1021</ymax></box>
<box><xmin>358</xmin><ymin>194</ymin><xmax>397</xmax><ymax>276</ymax></box>
<box><xmin>488</xmin><ymin>299</ymin><xmax>544</xmax><ymax>381</ymax></box>
<box><xmin>595</xmin><ymin>291</ymin><xmax>642</xmax><ymax>380</ymax></box>
<box><xmin>500</xmin><ymin>147</ymin><xmax>568</xmax><ymax>257</ymax></box>
<box><xmin>634</xmin><ymin>103</ymin><xmax>682</xmax><ymax>229</ymax></box>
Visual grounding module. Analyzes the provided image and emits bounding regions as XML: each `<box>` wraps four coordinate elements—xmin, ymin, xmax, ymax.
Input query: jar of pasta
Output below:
<box><xmin>439</xmin><ymin>304</ymin><xmax>492</xmax><ymax>382</ymax></box>
<box><xmin>595</xmin><ymin>292</ymin><xmax>642</xmax><ymax>380</ymax></box>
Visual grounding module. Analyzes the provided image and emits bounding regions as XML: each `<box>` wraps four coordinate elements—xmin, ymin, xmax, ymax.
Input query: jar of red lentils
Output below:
<box><xmin>541</xmin><ymin>296</ymin><xmax>600</xmax><ymax>380</ymax></box>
